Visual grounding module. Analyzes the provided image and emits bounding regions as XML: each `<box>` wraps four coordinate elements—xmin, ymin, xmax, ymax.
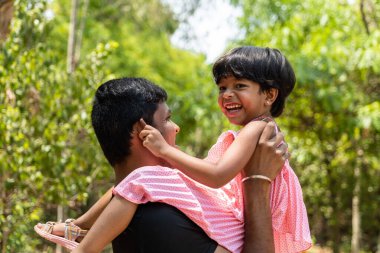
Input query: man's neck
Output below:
<box><xmin>113</xmin><ymin>138</ymin><xmax>165</xmax><ymax>185</ymax></box>
<box><xmin>114</xmin><ymin>161</ymin><xmax>135</xmax><ymax>185</ymax></box>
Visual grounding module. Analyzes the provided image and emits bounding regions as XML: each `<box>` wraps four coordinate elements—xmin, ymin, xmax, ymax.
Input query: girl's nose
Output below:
<box><xmin>223</xmin><ymin>89</ymin><xmax>234</xmax><ymax>99</ymax></box>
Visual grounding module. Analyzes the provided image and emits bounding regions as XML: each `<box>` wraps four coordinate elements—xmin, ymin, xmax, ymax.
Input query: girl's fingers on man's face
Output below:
<box><xmin>136</xmin><ymin>118</ymin><xmax>146</xmax><ymax>133</ymax></box>
<box><xmin>140</xmin><ymin>118</ymin><xmax>147</xmax><ymax>127</ymax></box>
<box><xmin>139</xmin><ymin>130</ymin><xmax>149</xmax><ymax>140</ymax></box>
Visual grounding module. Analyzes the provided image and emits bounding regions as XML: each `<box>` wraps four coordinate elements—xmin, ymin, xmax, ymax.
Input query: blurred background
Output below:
<box><xmin>0</xmin><ymin>0</ymin><xmax>379</xmax><ymax>252</ymax></box>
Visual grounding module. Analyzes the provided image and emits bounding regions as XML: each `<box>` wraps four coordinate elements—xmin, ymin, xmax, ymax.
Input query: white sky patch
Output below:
<box><xmin>166</xmin><ymin>0</ymin><xmax>243</xmax><ymax>62</ymax></box>
<box><xmin>45</xmin><ymin>1</ymin><xmax>241</xmax><ymax>62</ymax></box>
<box><xmin>44</xmin><ymin>9</ymin><xmax>55</xmax><ymax>21</ymax></box>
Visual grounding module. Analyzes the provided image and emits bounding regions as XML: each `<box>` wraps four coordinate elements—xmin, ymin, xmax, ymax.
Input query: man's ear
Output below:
<box><xmin>132</xmin><ymin>122</ymin><xmax>140</xmax><ymax>135</ymax></box>
<box><xmin>133</xmin><ymin>118</ymin><xmax>147</xmax><ymax>135</ymax></box>
<box><xmin>265</xmin><ymin>88</ymin><xmax>278</xmax><ymax>106</ymax></box>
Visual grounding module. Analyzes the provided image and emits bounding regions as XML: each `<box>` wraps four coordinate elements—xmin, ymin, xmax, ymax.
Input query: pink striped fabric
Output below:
<box><xmin>113</xmin><ymin>130</ymin><xmax>312</xmax><ymax>253</ymax></box>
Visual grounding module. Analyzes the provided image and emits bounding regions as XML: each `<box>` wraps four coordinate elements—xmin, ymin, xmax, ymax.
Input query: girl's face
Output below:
<box><xmin>217</xmin><ymin>76</ymin><xmax>269</xmax><ymax>126</ymax></box>
<box><xmin>153</xmin><ymin>102</ymin><xmax>180</xmax><ymax>147</ymax></box>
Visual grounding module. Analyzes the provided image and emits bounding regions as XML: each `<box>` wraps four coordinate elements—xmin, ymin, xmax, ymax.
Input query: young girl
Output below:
<box><xmin>133</xmin><ymin>46</ymin><xmax>312</xmax><ymax>252</ymax></box>
<box><xmin>39</xmin><ymin>47</ymin><xmax>312</xmax><ymax>253</ymax></box>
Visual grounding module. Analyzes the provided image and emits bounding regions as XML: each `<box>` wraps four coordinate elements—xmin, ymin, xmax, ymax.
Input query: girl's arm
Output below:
<box><xmin>140</xmin><ymin>120</ymin><xmax>267</xmax><ymax>188</ymax></box>
<box><xmin>72</xmin><ymin>195</ymin><xmax>138</xmax><ymax>253</ymax></box>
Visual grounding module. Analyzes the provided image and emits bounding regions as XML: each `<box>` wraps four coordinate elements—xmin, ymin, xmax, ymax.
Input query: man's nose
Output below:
<box><xmin>174</xmin><ymin>123</ymin><xmax>180</xmax><ymax>133</ymax></box>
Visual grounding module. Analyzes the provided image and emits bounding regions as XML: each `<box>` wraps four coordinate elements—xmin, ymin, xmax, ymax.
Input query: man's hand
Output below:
<box><xmin>243</xmin><ymin>122</ymin><xmax>289</xmax><ymax>180</ymax></box>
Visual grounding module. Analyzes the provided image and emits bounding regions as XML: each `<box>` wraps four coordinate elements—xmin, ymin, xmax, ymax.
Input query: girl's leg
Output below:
<box><xmin>36</xmin><ymin>187</ymin><xmax>114</xmax><ymax>239</ymax></box>
<box><xmin>73</xmin><ymin>187</ymin><xmax>114</xmax><ymax>229</ymax></box>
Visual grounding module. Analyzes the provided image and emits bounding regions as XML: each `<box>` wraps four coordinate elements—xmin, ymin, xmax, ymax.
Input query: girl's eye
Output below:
<box><xmin>236</xmin><ymin>84</ymin><xmax>246</xmax><ymax>89</ymax></box>
<box><xmin>218</xmin><ymin>86</ymin><xmax>226</xmax><ymax>93</ymax></box>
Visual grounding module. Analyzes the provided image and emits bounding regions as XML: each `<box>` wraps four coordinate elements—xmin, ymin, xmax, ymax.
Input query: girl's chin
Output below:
<box><xmin>224</xmin><ymin>113</ymin><xmax>246</xmax><ymax>126</ymax></box>
<box><xmin>227</xmin><ymin>118</ymin><xmax>245</xmax><ymax>126</ymax></box>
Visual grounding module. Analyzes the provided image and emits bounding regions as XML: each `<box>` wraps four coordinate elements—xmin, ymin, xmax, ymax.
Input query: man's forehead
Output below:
<box><xmin>161</xmin><ymin>102</ymin><xmax>170</xmax><ymax>113</ymax></box>
<box><xmin>154</xmin><ymin>102</ymin><xmax>170</xmax><ymax>117</ymax></box>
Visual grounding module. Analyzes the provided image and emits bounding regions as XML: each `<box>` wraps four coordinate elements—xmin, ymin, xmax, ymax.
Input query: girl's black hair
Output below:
<box><xmin>212</xmin><ymin>46</ymin><xmax>295</xmax><ymax>117</ymax></box>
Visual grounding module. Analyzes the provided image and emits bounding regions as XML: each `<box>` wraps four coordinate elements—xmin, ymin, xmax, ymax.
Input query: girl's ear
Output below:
<box><xmin>265</xmin><ymin>88</ymin><xmax>278</xmax><ymax>106</ymax></box>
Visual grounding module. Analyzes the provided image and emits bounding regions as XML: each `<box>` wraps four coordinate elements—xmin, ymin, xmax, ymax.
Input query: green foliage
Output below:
<box><xmin>4</xmin><ymin>0</ymin><xmax>378</xmax><ymax>252</ymax></box>
<box><xmin>0</xmin><ymin>2</ymin><xmax>116</xmax><ymax>252</ymax></box>
<box><xmin>230</xmin><ymin>0</ymin><xmax>380</xmax><ymax>251</ymax></box>
<box><xmin>1</xmin><ymin>0</ymin><xmax>224</xmax><ymax>251</ymax></box>
<box><xmin>49</xmin><ymin>0</ymin><xmax>226</xmax><ymax>155</ymax></box>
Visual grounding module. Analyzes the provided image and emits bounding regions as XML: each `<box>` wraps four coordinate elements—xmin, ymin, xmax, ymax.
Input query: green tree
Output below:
<box><xmin>49</xmin><ymin>0</ymin><xmax>226</xmax><ymax>155</ymax></box>
<box><xmin>229</xmin><ymin>0</ymin><xmax>380</xmax><ymax>252</ymax></box>
<box><xmin>0</xmin><ymin>1</ymin><xmax>117</xmax><ymax>251</ymax></box>
<box><xmin>1</xmin><ymin>0</ymin><xmax>224</xmax><ymax>252</ymax></box>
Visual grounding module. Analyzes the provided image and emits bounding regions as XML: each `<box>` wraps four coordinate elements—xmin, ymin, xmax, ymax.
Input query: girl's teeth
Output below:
<box><xmin>226</xmin><ymin>105</ymin><xmax>241</xmax><ymax>109</ymax></box>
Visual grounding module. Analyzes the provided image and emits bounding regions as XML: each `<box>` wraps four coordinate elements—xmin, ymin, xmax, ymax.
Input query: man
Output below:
<box><xmin>36</xmin><ymin>77</ymin><xmax>287</xmax><ymax>252</ymax></box>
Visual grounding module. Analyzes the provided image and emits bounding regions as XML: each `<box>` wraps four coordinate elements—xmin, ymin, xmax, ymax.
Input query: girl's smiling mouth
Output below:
<box><xmin>224</xmin><ymin>103</ymin><xmax>242</xmax><ymax>113</ymax></box>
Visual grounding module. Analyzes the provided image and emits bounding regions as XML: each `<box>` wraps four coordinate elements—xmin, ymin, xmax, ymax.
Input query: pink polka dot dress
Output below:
<box><xmin>113</xmin><ymin>130</ymin><xmax>312</xmax><ymax>253</ymax></box>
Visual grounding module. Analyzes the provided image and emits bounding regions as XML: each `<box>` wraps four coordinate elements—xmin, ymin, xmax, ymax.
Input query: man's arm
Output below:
<box><xmin>242</xmin><ymin>122</ymin><xmax>287</xmax><ymax>253</ymax></box>
<box><xmin>243</xmin><ymin>181</ymin><xmax>274</xmax><ymax>252</ymax></box>
<box><xmin>73</xmin><ymin>195</ymin><xmax>138</xmax><ymax>253</ymax></box>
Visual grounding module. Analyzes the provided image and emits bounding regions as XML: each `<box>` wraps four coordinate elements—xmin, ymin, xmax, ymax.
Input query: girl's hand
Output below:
<box><xmin>138</xmin><ymin>119</ymin><xmax>170</xmax><ymax>157</ymax></box>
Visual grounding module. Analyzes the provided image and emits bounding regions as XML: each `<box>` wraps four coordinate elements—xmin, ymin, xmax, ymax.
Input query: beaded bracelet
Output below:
<box><xmin>242</xmin><ymin>175</ymin><xmax>272</xmax><ymax>183</ymax></box>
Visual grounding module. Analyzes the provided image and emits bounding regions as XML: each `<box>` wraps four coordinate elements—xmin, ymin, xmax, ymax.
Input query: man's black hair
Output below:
<box><xmin>91</xmin><ymin>77</ymin><xmax>167</xmax><ymax>166</ymax></box>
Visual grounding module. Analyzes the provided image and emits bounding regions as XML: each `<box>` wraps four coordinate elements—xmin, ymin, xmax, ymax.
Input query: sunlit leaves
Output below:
<box><xmin>1</xmin><ymin>0</ymin><xmax>222</xmax><ymax>252</ymax></box>
<box><xmin>231</xmin><ymin>0</ymin><xmax>380</xmax><ymax>250</ymax></box>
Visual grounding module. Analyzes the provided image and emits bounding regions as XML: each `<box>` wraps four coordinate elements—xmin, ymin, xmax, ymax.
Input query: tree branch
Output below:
<box><xmin>0</xmin><ymin>0</ymin><xmax>13</xmax><ymax>42</ymax></box>
<box><xmin>360</xmin><ymin>0</ymin><xmax>370</xmax><ymax>35</ymax></box>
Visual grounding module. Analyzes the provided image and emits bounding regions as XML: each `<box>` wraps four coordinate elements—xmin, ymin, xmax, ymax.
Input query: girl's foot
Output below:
<box><xmin>34</xmin><ymin>219</ymin><xmax>87</xmax><ymax>250</ymax></box>
<box><xmin>36</xmin><ymin>221</ymin><xmax>65</xmax><ymax>236</ymax></box>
